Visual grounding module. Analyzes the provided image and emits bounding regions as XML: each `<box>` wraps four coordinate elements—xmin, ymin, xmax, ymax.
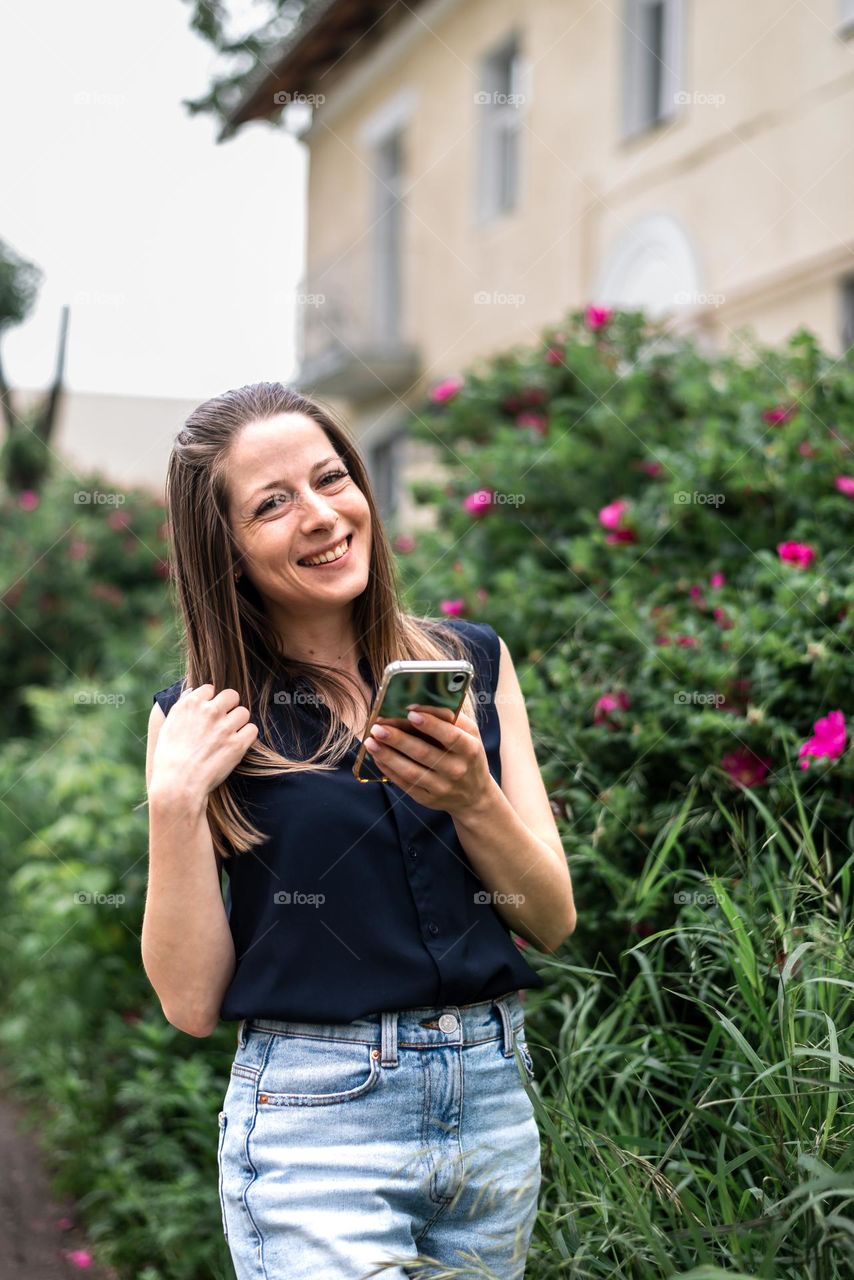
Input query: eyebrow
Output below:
<box><xmin>247</xmin><ymin>456</ymin><xmax>343</xmax><ymax>505</ymax></box>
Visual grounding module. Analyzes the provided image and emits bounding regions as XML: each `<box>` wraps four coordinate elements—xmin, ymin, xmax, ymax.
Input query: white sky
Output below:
<box><xmin>0</xmin><ymin>0</ymin><xmax>307</xmax><ymax>401</ymax></box>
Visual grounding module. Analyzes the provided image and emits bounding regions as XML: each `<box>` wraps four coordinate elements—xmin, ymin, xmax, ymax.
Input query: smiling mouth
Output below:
<box><xmin>297</xmin><ymin>533</ymin><xmax>354</xmax><ymax>568</ymax></box>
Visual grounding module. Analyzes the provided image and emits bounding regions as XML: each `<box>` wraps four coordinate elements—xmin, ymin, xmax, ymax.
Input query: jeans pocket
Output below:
<box><xmin>257</xmin><ymin>1036</ymin><xmax>382</xmax><ymax>1107</ymax></box>
<box><xmin>216</xmin><ymin>1110</ymin><xmax>229</xmax><ymax>1240</ymax></box>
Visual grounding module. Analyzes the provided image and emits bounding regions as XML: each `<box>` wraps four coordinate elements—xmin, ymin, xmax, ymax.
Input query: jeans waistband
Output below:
<box><xmin>238</xmin><ymin>989</ymin><xmax>525</xmax><ymax>1065</ymax></box>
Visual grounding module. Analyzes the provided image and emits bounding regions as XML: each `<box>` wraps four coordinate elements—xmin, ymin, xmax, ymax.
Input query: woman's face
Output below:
<box><xmin>226</xmin><ymin>413</ymin><xmax>372</xmax><ymax>614</ymax></box>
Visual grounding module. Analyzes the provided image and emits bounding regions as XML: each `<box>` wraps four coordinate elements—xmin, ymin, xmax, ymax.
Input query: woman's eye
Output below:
<box><xmin>256</xmin><ymin>470</ymin><xmax>348</xmax><ymax>516</ymax></box>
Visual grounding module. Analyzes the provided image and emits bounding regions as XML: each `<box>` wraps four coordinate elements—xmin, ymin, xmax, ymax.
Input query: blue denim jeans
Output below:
<box><xmin>216</xmin><ymin>989</ymin><xmax>541</xmax><ymax>1279</ymax></box>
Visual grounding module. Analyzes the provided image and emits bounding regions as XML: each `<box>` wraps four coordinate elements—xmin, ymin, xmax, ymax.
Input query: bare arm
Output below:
<box><xmin>141</xmin><ymin>700</ymin><xmax>237</xmax><ymax>1037</ymax></box>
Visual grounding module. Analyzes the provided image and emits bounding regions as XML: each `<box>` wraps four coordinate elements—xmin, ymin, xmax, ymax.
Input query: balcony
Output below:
<box><xmin>293</xmin><ymin>242</ymin><xmax>421</xmax><ymax>403</ymax></box>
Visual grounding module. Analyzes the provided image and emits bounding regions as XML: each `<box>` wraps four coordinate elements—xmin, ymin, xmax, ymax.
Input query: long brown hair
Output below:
<box><xmin>160</xmin><ymin>382</ymin><xmax>482</xmax><ymax>860</ymax></box>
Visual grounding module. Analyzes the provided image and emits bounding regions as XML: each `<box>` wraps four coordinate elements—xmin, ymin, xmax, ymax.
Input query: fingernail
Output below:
<box><xmin>407</xmin><ymin>711</ymin><xmax>424</xmax><ymax>725</ymax></box>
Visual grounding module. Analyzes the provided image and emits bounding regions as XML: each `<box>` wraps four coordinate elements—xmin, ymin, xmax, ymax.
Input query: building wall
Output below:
<box><xmin>299</xmin><ymin>0</ymin><xmax>854</xmax><ymax>411</ymax></box>
<box><xmin>14</xmin><ymin>387</ymin><xmax>203</xmax><ymax>497</ymax></box>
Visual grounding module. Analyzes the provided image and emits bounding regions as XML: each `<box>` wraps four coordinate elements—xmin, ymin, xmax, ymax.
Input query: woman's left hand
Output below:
<box><xmin>363</xmin><ymin>706</ymin><xmax>493</xmax><ymax>816</ymax></box>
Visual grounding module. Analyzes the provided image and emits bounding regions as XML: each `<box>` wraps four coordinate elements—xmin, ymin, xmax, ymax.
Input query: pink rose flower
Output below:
<box><xmin>599</xmin><ymin>499</ymin><xmax>627</xmax><ymax>530</ymax></box>
<box><xmin>709</xmin><ymin>571</ymin><xmax>725</xmax><ymax>588</ymax></box>
<box><xmin>463</xmin><ymin>489</ymin><xmax>493</xmax><ymax>517</ymax></box>
<box><xmin>430</xmin><ymin>377</ymin><xmax>463</xmax><ymax>403</ymax></box>
<box><xmin>675</xmin><ymin>635</ymin><xmax>698</xmax><ymax>647</ymax></box>
<box><xmin>722</xmin><ymin>747</ymin><xmax>772</xmax><ymax>788</ymax></box>
<box><xmin>18</xmin><ymin>489</ymin><xmax>39</xmax><ymax>510</ymax></box>
<box><xmin>640</xmin><ymin>460</ymin><xmax>663</xmax><ymax>477</ymax></box>
<box><xmin>440</xmin><ymin>599</ymin><xmax>465</xmax><ymax>617</ymax></box>
<box><xmin>798</xmin><ymin>709</ymin><xmax>846</xmax><ymax>770</ymax></box>
<box><xmin>762</xmin><ymin>404</ymin><xmax>796</xmax><ymax>425</ymax></box>
<box><xmin>393</xmin><ymin>534</ymin><xmax>416</xmax><ymax>553</ymax></box>
<box><xmin>777</xmin><ymin>541</ymin><xmax>816</xmax><ymax>568</ymax></box>
<box><xmin>515</xmin><ymin>411</ymin><xmax>548</xmax><ymax>436</ymax></box>
<box><xmin>713</xmin><ymin>606</ymin><xmax>733</xmax><ymax>630</ymax></box>
<box><xmin>545</xmin><ymin>345</ymin><xmax>563</xmax><ymax>365</ymax></box>
<box><xmin>585</xmin><ymin>305</ymin><xmax>614</xmax><ymax>331</ymax></box>
<box><xmin>62</xmin><ymin>1250</ymin><xmax>93</xmax><ymax>1269</ymax></box>
<box><xmin>593</xmin><ymin>690</ymin><xmax>631</xmax><ymax>726</ymax></box>
<box><xmin>834</xmin><ymin>475</ymin><xmax>854</xmax><ymax>497</ymax></box>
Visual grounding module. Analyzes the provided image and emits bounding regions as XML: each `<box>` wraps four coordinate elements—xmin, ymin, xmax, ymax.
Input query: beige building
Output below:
<box><xmin>222</xmin><ymin>0</ymin><xmax>854</xmax><ymax>529</ymax></box>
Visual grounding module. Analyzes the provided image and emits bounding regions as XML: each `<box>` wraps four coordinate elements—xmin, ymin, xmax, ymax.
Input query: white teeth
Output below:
<box><xmin>299</xmin><ymin>537</ymin><xmax>350</xmax><ymax>566</ymax></box>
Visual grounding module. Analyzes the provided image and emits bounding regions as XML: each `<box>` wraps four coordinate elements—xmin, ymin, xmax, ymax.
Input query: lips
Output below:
<box><xmin>297</xmin><ymin>532</ymin><xmax>353</xmax><ymax>567</ymax></box>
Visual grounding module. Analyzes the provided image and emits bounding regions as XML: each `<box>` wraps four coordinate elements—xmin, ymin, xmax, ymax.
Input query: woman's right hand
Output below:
<box><xmin>150</xmin><ymin>684</ymin><xmax>259</xmax><ymax>800</ymax></box>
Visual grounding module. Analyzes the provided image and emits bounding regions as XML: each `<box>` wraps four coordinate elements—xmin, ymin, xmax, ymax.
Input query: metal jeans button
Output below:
<box><xmin>438</xmin><ymin>1013</ymin><xmax>458</xmax><ymax>1033</ymax></box>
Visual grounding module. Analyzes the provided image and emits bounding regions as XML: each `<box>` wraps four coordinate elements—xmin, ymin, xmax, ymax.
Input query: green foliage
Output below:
<box><xmin>0</xmin><ymin>471</ymin><xmax>177</xmax><ymax>734</ymax></box>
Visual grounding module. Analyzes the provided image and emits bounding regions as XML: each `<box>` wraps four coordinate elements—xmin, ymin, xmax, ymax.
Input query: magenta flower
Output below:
<box><xmin>18</xmin><ymin>489</ymin><xmax>39</xmax><ymax>510</ymax></box>
<box><xmin>689</xmin><ymin>585</ymin><xmax>704</xmax><ymax>602</ymax></box>
<box><xmin>463</xmin><ymin>489</ymin><xmax>493</xmax><ymax>517</ymax></box>
<box><xmin>393</xmin><ymin>534</ymin><xmax>416</xmax><ymax>553</ymax></box>
<box><xmin>605</xmin><ymin>527</ymin><xmax>638</xmax><ymax>544</ymax></box>
<box><xmin>640</xmin><ymin>460</ymin><xmax>663</xmax><ymax>477</ymax></box>
<box><xmin>516</xmin><ymin>411</ymin><xmax>548</xmax><ymax>436</ymax></box>
<box><xmin>798</xmin><ymin>709</ymin><xmax>847</xmax><ymax>771</ymax></box>
<box><xmin>593</xmin><ymin>690</ymin><xmax>631</xmax><ymax>726</ymax></box>
<box><xmin>777</xmin><ymin>541</ymin><xmax>816</xmax><ymax>568</ymax></box>
<box><xmin>762</xmin><ymin>404</ymin><xmax>796</xmax><ymax>425</ymax></box>
<box><xmin>67</xmin><ymin>538</ymin><xmax>90</xmax><ymax>560</ymax></box>
<box><xmin>62</xmin><ymin>1250</ymin><xmax>93</xmax><ymax>1269</ymax></box>
<box><xmin>709</xmin><ymin>571</ymin><xmax>725</xmax><ymax>588</ymax></box>
<box><xmin>440</xmin><ymin>599</ymin><xmax>466</xmax><ymax>617</ymax></box>
<box><xmin>675</xmin><ymin>634</ymin><xmax>699</xmax><ymax>647</ymax></box>
<box><xmin>430</xmin><ymin>376</ymin><xmax>463</xmax><ymax>404</ymax></box>
<box><xmin>799</xmin><ymin>441</ymin><xmax>817</xmax><ymax>457</ymax></box>
<box><xmin>721</xmin><ymin>747</ymin><xmax>772</xmax><ymax>788</ymax></box>
<box><xmin>545</xmin><ymin>345</ymin><xmax>563</xmax><ymax>365</ymax></box>
<box><xmin>599</xmin><ymin>499</ymin><xmax>628</xmax><ymax>530</ymax></box>
<box><xmin>834</xmin><ymin>475</ymin><xmax>854</xmax><ymax>497</ymax></box>
<box><xmin>713</xmin><ymin>606</ymin><xmax>733</xmax><ymax>630</ymax></box>
<box><xmin>585</xmin><ymin>305</ymin><xmax>614</xmax><ymax>331</ymax></box>
<box><xmin>107</xmin><ymin>509</ymin><xmax>132</xmax><ymax>529</ymax></box>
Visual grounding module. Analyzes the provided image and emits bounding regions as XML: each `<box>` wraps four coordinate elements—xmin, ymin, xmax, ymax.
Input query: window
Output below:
<box><xmin>622</xmin><ymin>0</ymin><xmax>685</xmax><ymax>138</ymax></box>
<box><xmin>368</xmin><ymin>431</ymin><xmax>405</xmax><ymax>520</ymax></box>
<box><xmin>373</xmin><ymin>128</ymin><xmax>405</xmax><ymax>341</ymax></box>
<box><xmin>841</xmin><ymin>275</ymin><xmax>854</xmax><ymax>353</ymax></box>
<box><xmin>476</xmin><ymin>35</ymin><xmax>524</xmax><ymax>222</ymax></box>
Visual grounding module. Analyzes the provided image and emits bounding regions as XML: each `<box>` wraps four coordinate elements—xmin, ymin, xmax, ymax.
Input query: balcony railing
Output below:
<box><xmin>293</xmin><ymin>242</ymin><xmax>421</xmax><ymax>402</ymax></box>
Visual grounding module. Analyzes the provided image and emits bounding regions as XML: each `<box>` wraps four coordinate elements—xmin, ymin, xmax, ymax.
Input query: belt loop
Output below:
<box><xmin>494</xmin><ymin>994</ymin><xmax>514</xmax><ymax>1057</ymax></box>
<box><xmin>380</xmin><ymin>1010</ymin><xmax>399</xmax><ymax>1067</ymax></box>
<box><xmin>237</xmin><ymin>1018</ymin><xmax>248</xmax><ymax>1049</ymax></box>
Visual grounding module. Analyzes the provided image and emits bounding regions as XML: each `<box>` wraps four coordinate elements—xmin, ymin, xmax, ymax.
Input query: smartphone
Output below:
<box><xmin>352</xmin><ymin>658</ymin><xmax>475</xmax><ymax>784</ymax></box>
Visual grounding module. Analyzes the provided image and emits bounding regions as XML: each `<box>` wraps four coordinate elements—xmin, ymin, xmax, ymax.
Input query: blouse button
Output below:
<box><xmin>428</xmin><ymin>922</ymin><xmax>439</xmax><ymax>936</ymax></box>
<box><xmin>408</xmin><ymin>845</ymin><xmax>418</xmax><ymax>858</ymax></box>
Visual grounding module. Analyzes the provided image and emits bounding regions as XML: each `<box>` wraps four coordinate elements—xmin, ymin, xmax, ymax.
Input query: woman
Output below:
<box><xmin>142</xmin><ymin>382</ymin><xmax>576</xmax><ymax>1280</ymax></box>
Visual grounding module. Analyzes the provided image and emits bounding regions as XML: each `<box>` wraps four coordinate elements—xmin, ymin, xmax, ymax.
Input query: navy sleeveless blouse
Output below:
<box><xmin>151</xmin><ymin>617</ymin><xmax>544</xmax><ymax>1024</ymax></box>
